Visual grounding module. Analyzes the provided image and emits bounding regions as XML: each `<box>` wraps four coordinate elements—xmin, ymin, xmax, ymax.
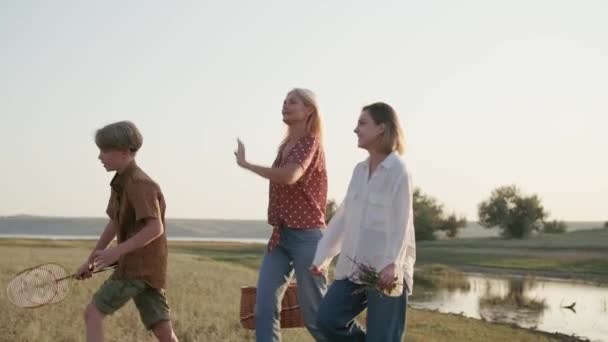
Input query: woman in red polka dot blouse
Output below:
<box><xmin>234</xmin><ymin>88</ymin><xmax>330</xmax><ymax>342</ymax></box>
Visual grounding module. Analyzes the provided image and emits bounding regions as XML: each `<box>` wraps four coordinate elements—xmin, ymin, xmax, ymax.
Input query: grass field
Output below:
<box><xmin>417</xmin><ymin>228</ymin><xmax>608</xmax><ymax>283</ymax></box>
<box><xmin>0</xmin><ymin>239</ymin><xmax>590</xmax><ymax>341</ymax></box>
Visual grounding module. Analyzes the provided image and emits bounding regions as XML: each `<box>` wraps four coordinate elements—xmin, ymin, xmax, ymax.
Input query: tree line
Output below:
<box><xmin>326</xmin><ymin>184</ymin><xmax>571</xmax><ymax>240</ymax></box>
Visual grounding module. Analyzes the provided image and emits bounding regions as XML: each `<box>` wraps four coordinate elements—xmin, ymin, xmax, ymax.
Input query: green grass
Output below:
<box><xmin>0</xmin><ymin>239</ymin><xmax>589</xmax><ymax>342</ymax></box>
<box><xmin>417</xmin><ymin>228</ymin><xmax>608</xmax><ymax>283</ymax></box>
<box><xmin>414</xmin><ymin>264</ymin><xmax>471</xmax><ymax>292</ymax></box>
<box><xmin>171</xmin><ymin>241</ymin><xmax>266</xmax><ymax>270</ymax></box>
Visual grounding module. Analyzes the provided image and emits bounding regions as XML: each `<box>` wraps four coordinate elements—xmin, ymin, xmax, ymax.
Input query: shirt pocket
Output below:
<box><xmin>365</xmin><ymin>192</ymin><xmax>390</xmax><ymax>231</ymax></box>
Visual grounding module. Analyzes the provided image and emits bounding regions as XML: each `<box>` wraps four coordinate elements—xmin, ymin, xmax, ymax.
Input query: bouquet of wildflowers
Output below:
<box><xmin>347</xmin><ymin>257</ymin><xmax>402</xmax><ymax>297</ymax></box>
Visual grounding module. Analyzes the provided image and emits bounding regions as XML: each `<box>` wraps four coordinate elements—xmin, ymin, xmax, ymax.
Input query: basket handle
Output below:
<box><xmin>281</xmin><ymin>305</ymin><xmax>300</xmax><ymax>312</ymax></box>
<box><xmin>240</xmin><ymin>313</ymin><xmax>255</xmax><ymax>322</ymax></box>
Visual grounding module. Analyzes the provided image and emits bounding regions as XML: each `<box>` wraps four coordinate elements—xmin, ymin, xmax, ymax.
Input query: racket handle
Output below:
<box><xmin>61</xmin><ymin>264</ymin><xmax>118</xmax><ymax>282</ymax></box>
<box><xmin>92</xmin><ymin>263</ymin><xmax>119</xmax><ymax>274</ymax></box>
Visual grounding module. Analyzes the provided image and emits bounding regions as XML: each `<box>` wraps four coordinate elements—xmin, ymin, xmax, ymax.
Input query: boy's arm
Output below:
<box><xmin>114</xmin><ymin>217</ymin><xmax>163</xmax><ymax>255</ymax></box>
<box><xmin>76</xmin><ymin>220</ymin><xmax>117</xmax><ymax>279</ymax></box>
<box><xmin>92</xmin><ymin>217</ymin><xmax>163</xmax><ymax>269</ymax></box>
<box><xmin>94</xmin><ymin>220</ymin><xmax>118</xmax><ymax>252</ymax></box>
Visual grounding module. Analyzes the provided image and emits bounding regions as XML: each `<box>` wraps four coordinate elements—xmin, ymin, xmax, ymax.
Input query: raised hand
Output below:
<box><xmin>234</xmin><ymin>138</ymin><xmax>248</xmax><ymax>168</ymax></box>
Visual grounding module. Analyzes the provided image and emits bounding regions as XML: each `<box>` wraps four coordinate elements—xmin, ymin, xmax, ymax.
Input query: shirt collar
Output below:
<box><xmin>363</xmin><ymin>151</ymin><xmax>399</xmax><ymax>170</ymax></box>
<box><xmin>110</xmin><ymin>160</ymin><xmax>138</xmax><ymax>192</ymax></box>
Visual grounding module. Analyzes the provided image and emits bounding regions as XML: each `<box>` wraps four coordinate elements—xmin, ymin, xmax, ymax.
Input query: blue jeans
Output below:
<box><xmin>316</xmin><ymin>279</ymin><xmax>408</xmax><ymax>342</ymax></box>
<box><xmin>255</xmin><ymin>227</ymin><xmax>329</xmax><ymax>342</ymax></box>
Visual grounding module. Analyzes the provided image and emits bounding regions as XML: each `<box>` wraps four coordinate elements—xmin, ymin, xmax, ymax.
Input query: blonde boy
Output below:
<box><xmin>77</xmin><ymin>121</ymin><xmax>178</xmax><ymax>342</ymax></box>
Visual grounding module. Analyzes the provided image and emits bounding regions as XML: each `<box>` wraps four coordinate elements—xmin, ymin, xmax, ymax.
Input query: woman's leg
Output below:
<box><xmin>365</xmin><ymin>285</ymin><xmax>407</xmax><ymax>342</ymax></box>
<box><xmin>288</xmin><ymin>228</ymin><xmax>330</xmax><ymax>341</ymax></box>
<box><xmin>316</xmin><ymin>279</ymin><xmax>367</xmax><ymax>342</ymax></box>
<box><xmin>255</xmin><ymin>245</ymin><xmax>294</xmax><ymax>342</ymax></box>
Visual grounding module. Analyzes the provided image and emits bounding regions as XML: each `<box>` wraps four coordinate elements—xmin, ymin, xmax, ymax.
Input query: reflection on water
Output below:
<box><xmin>410</xmin><ymin>274</ymin><xmax>608</xmax><ymax>342</ymax></box>
<box><xmin>478</xmin><ymin>278</ymin><xmax>547</xmax><ymax>328</ymax></box>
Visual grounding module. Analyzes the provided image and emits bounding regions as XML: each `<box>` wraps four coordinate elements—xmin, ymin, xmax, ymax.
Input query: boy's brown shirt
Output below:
<box><xmin>106</xmin><ymin>161</ymin><xmax>167</xmax><ymax>289</ymax></box>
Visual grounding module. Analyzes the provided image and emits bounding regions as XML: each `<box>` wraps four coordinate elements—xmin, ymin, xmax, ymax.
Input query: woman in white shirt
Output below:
<box><xmin>310</xmin><ymin>102</ymin><xmax>416</xmax><ymax>342</ymax></box>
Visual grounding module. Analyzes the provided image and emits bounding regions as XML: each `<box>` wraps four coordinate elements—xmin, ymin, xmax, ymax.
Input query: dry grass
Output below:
<box><xmin>0</xmin><ymin>240</ymin><xmax>581</xmax><ymax>342</ymax></box>
<box><xmin>0</xmin><ymin>242</ymin><xmax>309</xmax><ymax>342</ymax></box>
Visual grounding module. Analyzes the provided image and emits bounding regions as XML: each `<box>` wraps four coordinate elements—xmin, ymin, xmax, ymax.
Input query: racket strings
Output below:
<box><xmin>6</xmin><ymin>264</ymin><xmax>72</xmax><ymax>308</ymax></box>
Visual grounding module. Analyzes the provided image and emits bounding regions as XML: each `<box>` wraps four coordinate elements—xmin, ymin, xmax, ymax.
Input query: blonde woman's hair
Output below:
<box><xmin>281</xmin><ymin>88</ymin><xmax>324</xmax><ymax>147</ymax></box>
<box><xmin>95</xmin><ymin>121</ymin><xmax>143</xmax><ymax>153</ymax></box>
<box><xmin>362</xmin><ymin>102</ymin><xmax>405</xmax><ymax>155</ymax></box>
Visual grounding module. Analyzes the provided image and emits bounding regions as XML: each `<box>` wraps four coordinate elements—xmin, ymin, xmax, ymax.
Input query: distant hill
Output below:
<box><xmin>0</xmin><ymin>215</ymin><xmax>603</xmax><ymax>239</ymax></box>
<box><xmin>0</xmin><ymin>216</ymin><xmax>272</xmax><ymax>239</ymax></box>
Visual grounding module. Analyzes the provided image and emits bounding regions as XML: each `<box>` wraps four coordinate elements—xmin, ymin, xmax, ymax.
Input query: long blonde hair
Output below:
<box><xmin>281</xmin><ymin>88</ymin><xmax>324</xmax><ymax>147</ymax></box>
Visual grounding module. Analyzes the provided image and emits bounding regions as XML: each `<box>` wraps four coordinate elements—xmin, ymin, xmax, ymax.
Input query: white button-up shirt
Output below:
<box><xmin>313</xmin><ymin>152</ymin><xmax>416</xmax><ymax>295</ymax></box>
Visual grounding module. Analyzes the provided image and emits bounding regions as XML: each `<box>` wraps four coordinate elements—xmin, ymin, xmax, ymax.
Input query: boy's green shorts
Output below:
<box><xmin>93</xmin><ymin>279</ymin><xmax>171</xmax><ymax>330</ymax></box>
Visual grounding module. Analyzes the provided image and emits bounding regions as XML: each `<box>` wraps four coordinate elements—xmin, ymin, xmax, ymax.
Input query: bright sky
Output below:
<box><xmin>1</xmin><ymin>1</ymin><xmax>607</xmax><ymax>221</ymax></box>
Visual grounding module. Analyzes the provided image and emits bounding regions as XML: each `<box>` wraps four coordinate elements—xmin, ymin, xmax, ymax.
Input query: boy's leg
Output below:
<box><xmin>87</xmin><ymin>279</ymin><xmax>147</xmax><ymax>342</ymax></box>
<box><xmin>150</xmin><ymin>320</ymin><xmax>178</xmax><ymax>342</ymax></box>
<box><xmin>289</xmin><ymin>228</ymin><xmax>329</xmax><ymax>341</ymax></box>
<box><xmin>365</xmin><ymin>284</ymin><xmax>408</xmax><ymax>342</ymax></box>
<box><xmin>84</xmin><ymin>302</ymin><xmax>104</xmax><ymax>342</ymax></box>
<box><xmin>132</xmin><ymin>285</ymin><xmax>177</xmax><ymax>342</ymax></box>
<box><xmin>316</xmin><ymin>279</ymin><xmax>367</xmax><ymax>342</ymax></box>
<box><xmin>255</xmin><ymin>245</ymin><xmax>294</xmax><ymax>342</ymax></box>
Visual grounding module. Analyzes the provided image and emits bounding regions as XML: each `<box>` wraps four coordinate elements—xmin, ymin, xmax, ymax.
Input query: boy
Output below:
<box><xmin>76</xmin><ymin>121</ymin><xmax>178</xmax><ymax>342</ymax></box>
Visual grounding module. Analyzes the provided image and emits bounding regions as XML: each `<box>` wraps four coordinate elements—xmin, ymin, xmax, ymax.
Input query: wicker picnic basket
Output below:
<box><xmin>240</xmin><ymin>282</ymin><xmax>303</xmax><ymax>329</ymax></box>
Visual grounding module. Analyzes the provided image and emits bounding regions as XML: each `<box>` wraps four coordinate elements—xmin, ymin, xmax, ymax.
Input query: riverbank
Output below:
<box><xmin>417</xmin><ymin>228</ymin><xmax>608</xmax><ymax>284</ymax></box>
